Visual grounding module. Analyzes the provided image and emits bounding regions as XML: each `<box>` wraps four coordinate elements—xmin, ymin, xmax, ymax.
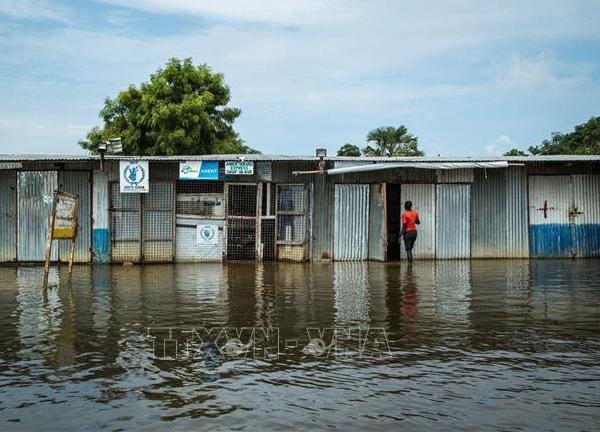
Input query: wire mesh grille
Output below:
<box><xmin>109</xmin><ymin>182</ymin><xmax>141</xmax><ymax>262</ymax></box>
<box><xmin>227</xmin><ymin>184</ymin><xmax>257</xmax><ymax>217</ymax></box>
<box><xmin>261</xmin><ymin>219</ymin><xmax>276</xmax><ymax>260</ymax></box>
<box><xmin>277</xmin><ymin>244</ymin><xmax>305</xmax><ymax>261</ymax></box>
<box><xmin>142</xmin><ymin>181</ymin><xmax>174</xmax><ymax>262</ymax></box>
<box><xmin>277</xmin><ymin>184</ymin><xmax>304</xmax><ymax>212</ymax></box>
<box><xmin>277</xmin><ymin>215</ymin><xmax>305</xmax><ymax>242</ymax></box>
<box><xmin>176</xmin><ymin>181</ymin><xmax>224</xmax><ymax>194</ymax></box>
<box><xmin>176</xmin><ymin>193</ymin><xmax>224</xmax><ymax>218</ymax></box>
<box><xmin>227</xmin><ymin>219</ymin><xmax>256</xmax><ymax>260</ymax></box>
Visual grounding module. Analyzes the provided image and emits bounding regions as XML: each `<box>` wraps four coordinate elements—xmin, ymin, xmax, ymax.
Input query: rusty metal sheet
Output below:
<box><xmin>0</xmin><ymin>171</ymin><xmax>17</xmax><ymax>262</ymax></box>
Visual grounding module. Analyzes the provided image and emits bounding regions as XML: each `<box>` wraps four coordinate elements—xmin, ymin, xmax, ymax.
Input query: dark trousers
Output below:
<box><xmin>403</xmin><ymin>231</ymin><xmax>417</xmax><ymax>251</ymax></box>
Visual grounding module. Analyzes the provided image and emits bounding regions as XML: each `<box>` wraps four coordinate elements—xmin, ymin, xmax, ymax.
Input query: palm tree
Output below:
<box><xmin>362</xmin><ymin>126</ymin><xmax>423</xmax><ymax>157</ymax></box>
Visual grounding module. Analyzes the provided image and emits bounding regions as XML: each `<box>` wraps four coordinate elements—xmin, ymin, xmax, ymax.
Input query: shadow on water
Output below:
<box><xmin>1</xmin><ymin>260</ymin><xmax>600</xmax><ymax>430</ymax></box>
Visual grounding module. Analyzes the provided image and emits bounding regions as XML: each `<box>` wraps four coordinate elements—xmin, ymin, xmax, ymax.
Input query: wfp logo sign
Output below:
<box><xmin>120</xmin><ymin>160</ymin><xmax>149</xmax><ymax>193</ymax></box>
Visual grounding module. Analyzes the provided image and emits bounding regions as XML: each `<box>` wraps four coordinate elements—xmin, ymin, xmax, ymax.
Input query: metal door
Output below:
<box><xmin>109</xmin><ymin>181</ymin><xmax>141</xmax><ymax>262</ymax></box>
<box><xmin>0</xmin><ymin>171</ymin><xmax>16</xmax><ymax>262</ymax></box>
<box><xmin>334</xmin><ymin>184</ymin><xmax>369</xmax><ymax>260</ymax></box>
<box><xmin>17</xmin><ymin>171</ymin><xmax>58</xmax><ymax>261</ymax></box>
<box><xmin>59</xmin><ymin>171</ymin><xmax>91</xmax><ymax>262</ymax></box>
<box><xmin>226</xmin><ymin>183</ymin><xmax>258</xmax><ymax>260</ymax></box>
<box><xmin>402</xmin><ymin>184</ymin><xmax>436</xmax><ymax>259</ymax></box>
<box><xmin>529</xmin><ymin>175</ymin><xmax>600</xmax><ymax>257</ymax></box>
<box><xmin>436</xmin><ymin>184</ymin><xmax>471</xmax><ymax>259</ymax></box>
<box><xmin>143</xmin><ymin>180</ymin><xmax>175</xmax><ymax>262</ymax></box>
<box><xmin>368</xmin><ymin>184</ymin><xmax>386</xmax><ymax>261</ymax></box>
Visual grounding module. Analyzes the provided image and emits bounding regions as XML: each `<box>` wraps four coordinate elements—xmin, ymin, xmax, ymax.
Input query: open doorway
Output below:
<box><xmin>386</xmin><ymin>183</ymin><xmax>401</xmax><ymax>260</ymax></box>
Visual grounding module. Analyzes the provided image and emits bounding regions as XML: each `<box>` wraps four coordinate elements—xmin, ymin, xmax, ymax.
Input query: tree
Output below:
<box><xmin>79</xmin><ymin>58</ymin><xmax>258</xmax><ymax>155</ymax></box>
<box><xmin>362</xmin><ymin>125</ymin><xmax>423</xmax><ymax>157</ymax></box>
<box><xmin>527</xmin><ymin>117</ymin><xmax>600</xmax><ymax>155</ymax></box>
<box><xmin>504</xmin><ymin>148</ymin><xmax>528</xmax><ymax>156</ymax></box>
<box><xmin>337</xmin><ymin>143</ymin><xmax>361</xmax><ymax>156</ymax></box>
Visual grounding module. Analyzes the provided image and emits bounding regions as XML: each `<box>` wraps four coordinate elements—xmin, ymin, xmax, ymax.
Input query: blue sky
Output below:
<box><xmin>0</xmin><ymin>0</ymin><xmax>599</xmax><ymax>156</ymax></box>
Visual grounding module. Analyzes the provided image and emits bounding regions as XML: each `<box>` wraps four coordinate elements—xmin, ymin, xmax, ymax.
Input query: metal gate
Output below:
<box><xmin>109</xmin><ymin>181</ymin><xmax>141</xmax><ymax>262</ymax></box>
<box><xmin>0</xmin><ymin>171</ymin><xmax>16</xmax><ymax>262</ymax></box>
<box><xmin>59</xmin><ymin>171</ymin><xmax>91</xmax><ymax>262</ymax></box>
<box><xmin>109</xmin><ymin>180</ymin><xmax>175</xmax><ymax>263</ymax></box>
<box><xmin>276</xmin><ymin>183</ymin><xmax>308</xmax><ymax>261</ymax></box>
<box><xmin>143</xmin><ymin>180</ymin><xmax>175</xmax><ymax>262</ymax></box>
<box><xmin>226</xmin><ymin>183</ymin><xmax>258</xmax><ymax>260</ymax></box>
<box><xmin>436</xmin><ymin>184</ymin><xmax>471</xmax><ymax>259</ymax></box>
<box><xmin>402</xmin><ymin>184</ymin><xmax>436</xmax><ymax>259</ymax></box>
<box><xmin>368</xmin><ymin>184</ymin><xmax>386</xmax><ymax>261</ymax></box>
<box><xmin>334</xmin><ymin>184</ymin><xmax>369</xmax><ymax>261</ymax></box>
<box><xmin>17</xmin><ymin>171</ymin><xmax>58</xmax><ymax>261</ymax></box>
<box><xmin>529</xmin><ymin>175</ymin><xmax>600</xmax><ymax>257</ymax></box>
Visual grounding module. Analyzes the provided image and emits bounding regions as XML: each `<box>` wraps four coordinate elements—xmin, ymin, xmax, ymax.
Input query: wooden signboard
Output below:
<box><xmin>43</xmin><ymin>191</ymin><xmax>79</xmax><ymax>287</ymax></box>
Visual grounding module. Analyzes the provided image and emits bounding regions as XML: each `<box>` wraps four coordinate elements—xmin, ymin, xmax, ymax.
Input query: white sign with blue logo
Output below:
<box><xmin>120</xmin><ymin>160</ymin><xmax>149</xmax><ymax>193</ymax></box>
<box><xmin>225</xmin><ymin>161</ymin><xmax>254</xmax><ymax>175</ymax></box>
<box><xmin>197</xmin><ymin>225</ymin><xmax>219</xmax><ymax>245</ymax></box>
<box><xmin>179</xmin><ymin>161</ymin><xmax>220</xmax><ymax>180</ymax></box>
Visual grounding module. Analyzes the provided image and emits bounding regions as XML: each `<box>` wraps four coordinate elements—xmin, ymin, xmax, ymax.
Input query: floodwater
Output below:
<box><xmin>1</xmin><ymin>261</ymin><xmax>600</xmax><ymax>431</ymax></box>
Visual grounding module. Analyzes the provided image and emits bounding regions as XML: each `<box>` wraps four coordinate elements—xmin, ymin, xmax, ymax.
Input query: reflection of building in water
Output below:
<box><xmin>174</xmin><ymin>263</ymin><xmax>229</xmax><ymax>327</ymax></box>
<box><xmin>333</xmin><ymin>262</ymin><xmax>370</xmax><ymax>325</ymax></box>
<box><xmin>433</xmin><ymin>261</ymin><xmax>472</xmax><ymax>323</ymax></box>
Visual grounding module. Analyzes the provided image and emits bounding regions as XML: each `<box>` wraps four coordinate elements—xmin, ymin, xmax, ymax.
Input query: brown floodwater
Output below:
<box><xmin>1</xmin><ymin>260</ymin><xmax>600</xmax><ymax>431</ymax></box>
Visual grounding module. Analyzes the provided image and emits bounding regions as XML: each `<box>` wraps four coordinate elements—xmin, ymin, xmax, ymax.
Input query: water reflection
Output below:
<box><xmin>1</xmin><ymin>260</ymin><xmax>600</xmax><ymax>430</ymax></box>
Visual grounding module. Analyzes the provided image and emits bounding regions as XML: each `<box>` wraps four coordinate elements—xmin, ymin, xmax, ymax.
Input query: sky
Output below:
<box><xmin>0</xmin><ymin>0</ymin><xmax>599</xmax><ymax>156</ymax></box>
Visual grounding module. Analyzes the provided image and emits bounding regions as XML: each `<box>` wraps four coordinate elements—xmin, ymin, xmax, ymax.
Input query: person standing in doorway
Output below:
<box><xmin>401</xmin><ymin>201</ymin><xmax>420</xmax><ymax>263</ymax></box>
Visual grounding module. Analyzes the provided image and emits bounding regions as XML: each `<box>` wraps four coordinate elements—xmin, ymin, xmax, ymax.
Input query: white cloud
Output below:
<box><xmin>485</xmin><ymin>135</ymin><xmax>516</xmax><ymax>156</ymax></box>
<box><xmin>100</xmin><ymin>0</ymin><xmax>355</xmax><ymax>25</ymax></box>
<box><xmin>495</xmin><ymin>54</ymin><xmax>582</xmax><ymax>91</ymax></box>
<box><xmin>0</xmin><ymin>0</ymin><xmax>70</xmax><ymax>22</ymax></box>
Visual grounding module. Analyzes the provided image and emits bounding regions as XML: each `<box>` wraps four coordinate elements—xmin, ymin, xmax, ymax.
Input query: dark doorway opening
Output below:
<box><xmin>386</xmin><ymin>183</ymin><xmax>401</xmax><ymax>260</ymax></box>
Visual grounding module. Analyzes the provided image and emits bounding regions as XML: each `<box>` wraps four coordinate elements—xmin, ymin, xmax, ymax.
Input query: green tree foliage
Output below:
<box><xmin>79</xmin><ymin>58</ymin><xmax>258</xmax><ymax>155</ymax></box>
<box><xmin>362</xmin><ymin>125</ymin><xmax>423</xmax><ymax>157</ymax></box>
<box><xmin>337</xmin><ymin>143</ymin><xmax>361</xmax><ymax>156</ymax></box>
<box><xmin>503</xmin><ymin>148</ymin><xmax>528</xmax><ymax>156</ymax></box>
<box><xmin>528</xmin><ymin>117</ymin><xmax>600</xmax><ymax>155</ymax></box>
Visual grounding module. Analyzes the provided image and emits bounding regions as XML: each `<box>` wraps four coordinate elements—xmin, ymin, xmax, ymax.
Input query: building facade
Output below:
<box><xmin>1</xmin><ymin>154</ymin><xmax>599</xmax><ymax>263</ymax></box>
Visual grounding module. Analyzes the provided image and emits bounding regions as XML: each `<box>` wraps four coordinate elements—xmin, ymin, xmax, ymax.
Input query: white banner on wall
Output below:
<box><xmin>197</xmin><ymin>225</ymin><xmax>219</xmax><ymax>245</ymax></box>
<box><xmin>225</xmin><ymin>161</ymin><xmax>254</xmax><ymax>175</ymax></box>
<box><xmin>120</xmin><ymin>160</ymin><xmax>149</xmax><ymax>193</ymax></box>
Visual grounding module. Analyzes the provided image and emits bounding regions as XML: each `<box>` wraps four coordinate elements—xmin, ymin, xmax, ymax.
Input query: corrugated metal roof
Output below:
<box><xmin>1</xmin><ymin>153</ymin><xmax>600</xmax><ymax>163</ymax></box>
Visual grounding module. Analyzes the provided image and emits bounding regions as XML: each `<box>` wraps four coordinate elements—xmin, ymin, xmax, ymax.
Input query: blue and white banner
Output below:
<box><xmin>120</xmin><ymin>160</ymin><xmax>149</xmax><ymax>193</ymax></box>
<box><xmin>179</xmin><ymin>161</ymin><xmax>219</xmax><ymax>180</ymax></box>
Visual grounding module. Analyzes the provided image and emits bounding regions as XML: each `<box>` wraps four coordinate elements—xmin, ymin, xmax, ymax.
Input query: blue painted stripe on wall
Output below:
<box><xmin>574</xmin><ymin>224</ymin><xmax>600</xmax><ymax>257</ymax></box>
<box><xmin>530</xmin><ymin>223</ymin><xmax>600</xmax><ymax>257</ymax></box>
<box><xmin>92</xmin><ymin>228</ymin><xmax>109</xmax><ymax>263</ymax></box>
<box><xmin>529</xmin><ymin>223</ymin><xmax>572</xmax><ymax>257</ymax></box>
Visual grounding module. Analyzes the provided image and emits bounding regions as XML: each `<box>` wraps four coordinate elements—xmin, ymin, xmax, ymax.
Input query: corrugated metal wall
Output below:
<box><xmin>571</xmin><ymin>174</ymin><xmax>600</xmax><ymax>257</ymax></box>
<box><xmin>401</xmin><ymin>184</ymin><xmax>436</xmax><ymax>259</ymax></box>
<box><xmin>59</xmin><ymin>171</ymin><xmax>91</xmax><ymax>262</ymax></box>
<box><xmin>334</xmin><ymin>184</ymin><xmax>369</xmax><ymax>260</ymax></box>
<box><xmin>505</xmin><ymin>167</ymin><xmax>529</xmax><ymax>258</ymax></box>
<box><xmin>0</xmin><ymin>171</ymin><xmax>17</xmax><ymax>262</ymax></box>
<box><xmin>368</xmin><ymin>184</ymin><xmax>386</xmax><ymax>261</ymax></box>
<box><xmin>17</xmin><ymin>171</ymin><xmax>58</xmax><ymax>261</ymax></box>
<box><xmin>471</xmin><ymin>169</ymin><xmax>507</xmax><ymax>257</ymax></box>
<box><xmin>437</xmin><ymin>168</ymin><xmax>474</xmax><ymax>183</ymax></box>
<box><xmin>310</xmin><ymin>175</ymin><xmax>334</xmax><ymax>260</ymax></box>
<box><xmin>92</xmin><ymin>170</ymin><xmax>110</xmax><ymax>263</ymax></box>
<box><xmin>528</xmin><ymin>175</ymin><xmax>571</xmax><ymax>257</ymax></box>
<box><xmin>436</xmin><ymin>184</ymin><xmax>471</xmax><ymax>259</ymax></box>
<box><xmin>176</xmin><ymin>217</ymin><xmax>224</xmax><ymax>261</ymax></box>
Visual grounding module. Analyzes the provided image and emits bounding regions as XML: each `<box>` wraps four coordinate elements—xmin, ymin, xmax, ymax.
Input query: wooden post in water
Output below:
<box><xmin>43</xmin><ymin>193</ymin><xmax>58</xmax><ymax>288</ymax></box>
<box><xmin>68</xmin><ymin>199</ymin><xmax>80</xmax><ymax>276</ymax></box>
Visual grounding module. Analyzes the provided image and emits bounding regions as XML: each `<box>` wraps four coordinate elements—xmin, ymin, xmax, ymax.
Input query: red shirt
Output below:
<box><xmin>402</xmin><ymin>210</ymin><xmax>419</xmax><ymax>232</ymax></box>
